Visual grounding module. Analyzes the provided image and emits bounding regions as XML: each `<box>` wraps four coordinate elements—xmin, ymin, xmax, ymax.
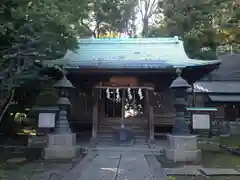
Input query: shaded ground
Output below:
<box><xmin>168</xmin><ymin>176</ymin><xmax>240</xmax><ymax>180</ymax></box>
<box><xmin>158</xmin><ymin>135</ymin><xmax>240</xmax><ymax>180</ymax></box>
<box><xmin>218</xmin><ymin>135</ymin><xmax>240</xmax><ymax>147</ymax></box>
<box><xmin>0</xmin><ymin>145</ymin><xmax>84</xmax><ymax>180</ymax></box>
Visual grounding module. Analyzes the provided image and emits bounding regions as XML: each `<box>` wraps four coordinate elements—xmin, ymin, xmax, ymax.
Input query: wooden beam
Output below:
<box><xmin>94</xmin><ymin>85</ymin><xmax>154</xmax><ymax>90</ymax></box>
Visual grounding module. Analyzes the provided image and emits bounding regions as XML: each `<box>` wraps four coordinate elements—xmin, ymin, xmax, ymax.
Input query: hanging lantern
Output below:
<box><xmin>127</xmin><ymin>88</ymin><xmax>132</xmax><ymax>100</ymax></box>
<box><xmin>138</xmin><ymin>88</ymin><xmax>143</xmax><ymax>100</ymax></box>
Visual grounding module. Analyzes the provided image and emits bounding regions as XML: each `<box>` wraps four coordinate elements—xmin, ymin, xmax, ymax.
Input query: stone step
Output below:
<box><xmin>99</xmin><ymin>125</ymin><xmax>148</xmax><ymax>129</ymax></box>
<box><xmin>99</xmin><ymin>120</ymin><xmax>148</xmax><ymax>125</ymax></box>
<box><xmin>98</xmin><ymin>130</ymin><xmax>148</xmax><ymax>134</ymax></box>
<box><xmin>98</xmin><ymin>133</ymin><xmax>148</xmax><ymax>138</ymax></box>
<box><xmin>98</xmin><ymin>126</ymin><xmax>148</xmax><ymax>131</ymax></box>
<box><xmin>89</xmin><ymin>147</ymin><xmax>162</xmax><ymax>155</ymax></box>
<box><xmin>98</xmin><ymin>134</ymin><xmax>148</xmax><ymax>139</ymax></box>
<box><xmin>99</xmin><ymin>126</ymin><xmax>148</xmax><ymax>130</ymax></box>
<box><xmin>97</xmin><ymin>137</ymin><xmax>148</xmax><ymax>142</ymax></box>
<box><xmin>98</xmin><ymin>130</ymin><xmax>148</xmax><ymax>135</ymax></box>
<box><xmin>98</xmin><ymin>126</ymin><xmax>148</xmax><ymax>130</ymax></box>
<box><xmin>99</xmin><ymin>123</ymin><xmax>148</xmax><ymax>126</ymax></box>
<box><xmin>98</xmin><ymin>134</ymin><xmax>148</xmax><ymax>144</ymax></box>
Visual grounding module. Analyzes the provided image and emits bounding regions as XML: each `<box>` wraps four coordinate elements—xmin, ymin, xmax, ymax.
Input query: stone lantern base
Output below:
<box><xmin>163</xmin><ymin>134</ymin><xmax>201</xmax><ymax>162</ymax></box>
<box><xmin>44</xmin><ymin>133</ymin><xmax>79</xmax><ymax>159</ymax></box>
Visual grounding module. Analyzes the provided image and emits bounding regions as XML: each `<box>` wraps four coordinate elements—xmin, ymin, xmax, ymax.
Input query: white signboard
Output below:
<box><xmin>192</xmin><ymin>114</ymin><xmax>210</xmax><ymax>130</ymax></box>
<box><xmin>38</xmin><ymin>113</ymin><xmax>56</xmax><ymax>128</ymax></box>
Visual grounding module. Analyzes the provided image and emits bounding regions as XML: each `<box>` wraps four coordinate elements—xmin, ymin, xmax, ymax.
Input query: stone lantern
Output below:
<box><xmin>53</xmin><ymin>75</ymin><xmax>74</xmax><ymax>134</ymax></box>
<box><xmin>44</xmin><ymin>73</ymin><xmax>79</xmax><ymax>159</ymax></box>
<box><xmin>164</xmin><ymin>69</ymin><xmax>201</xmax><ymax>162</ymax></box>
<box><xmin>170</xmin><ymin>68</ymin><xmax>191</xmax><ymax>135</ymax></box>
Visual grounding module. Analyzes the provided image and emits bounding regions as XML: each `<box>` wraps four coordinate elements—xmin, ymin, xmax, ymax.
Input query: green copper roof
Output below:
<box><xmin>45</xmin><ymin>37</ymin><xmax>221</xmax><ymax>69</ymax></box>
<box><xmin>186</xmin><ymin>107</ymin><xmax>218</xmax><ymax>111</ymax></box>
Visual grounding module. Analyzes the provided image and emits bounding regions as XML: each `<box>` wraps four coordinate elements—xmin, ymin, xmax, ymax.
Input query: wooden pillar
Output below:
<box><xmin>92</xmin><ymin>88</ymin><xmax>99</xmax><ymax>139</ymax></box>
<box><xmin>144</xmin><ymin>89</ymin><xmax>149</xmax><ymax>117</ymax></box>
<box><xmin>146</xmin><ymin>89</ymin><xmax>154</xmax><ymax>142</ymax></box>
<box><xmin>191</xmin><ymin>84</ymin><xmax>196</xmax><ymax>107</ymax></box>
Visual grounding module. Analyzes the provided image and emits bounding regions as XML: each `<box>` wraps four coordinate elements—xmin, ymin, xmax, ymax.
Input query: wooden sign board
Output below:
<box><xmin>38</xmin><ymin>113</ymin><xmax>56</xmax><ymax>128</ymax></box>
<box><xmin>192</xmin><ymin>114</ymin><xmax>210</xmax><ymax>130</ymax></box>
<box><xmin>108</xmin><ymin>76</ymin><xmax>138</xmax><ymax>86</ymax></box>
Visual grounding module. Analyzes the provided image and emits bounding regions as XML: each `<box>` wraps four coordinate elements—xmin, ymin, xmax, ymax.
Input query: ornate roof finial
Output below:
<box><xmin>62</xmin><ymin>68</ymin><xmax>68</xmax><ymax>76</ymax></box>
<box><xmin>176</xmin><ymin>68</ymin><xmax>182</xmax><ymax>77</ymax></box>
<box><xmin>170</xmin><ymin>68</ymin><xmax>190</xmax><ymax>89</ymax></box>
<box><xmin>174</xmin><ymin>36</ymin><xmax>179</xmax><ymax>41</ymax></box>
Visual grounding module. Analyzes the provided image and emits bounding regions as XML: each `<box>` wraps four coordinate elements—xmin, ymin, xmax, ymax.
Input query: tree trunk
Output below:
<box><xmin>142</xmin><ymin>17</ymin><xmax>149</xmax><ymax>37</ymax></box>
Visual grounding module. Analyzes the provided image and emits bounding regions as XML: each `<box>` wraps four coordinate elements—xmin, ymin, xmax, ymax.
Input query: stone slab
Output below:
<box><xmin>164</xmin><ymin>148</ymin><xmax>201</xmax><ymax>162</ymax></box>
<box><xmin>47</xmin><ymin>133</ymin><xmax>76</xmax><ymax>146</ymax></box>
<box><xmin>183</xmin><ymin>165</ymin><xmax>203</xmax><ymax>169</ymax></box>
<box><xmin>200</xmin><ymin>168</ymin><xmax>240</xmax><ymax>176</ymax></box>
<box><xmin>78</xmin><ymin>152</ymin><xmax>121</xmax><ymax>180</ymax></box>
<box><xmin>166</xmin><ymin>134</ymin><xmax>198</xmax><ymax>150</ymax></box>
<box><xmin>198</xmin><ymin>141</ymin><xmax>220</xmax><ymax>152</ymax></box>
<box><xmin>44</xmin><ymin>146</ymin><xmax>79</xmax><ymax>159</ymax></box>
<box><xmin>164</xmin><ymin>134</ymin><xmax>201</xmax><ymax>162</ymax></box>
<box><xmin>164</xmin><ymin>167</ymin><xmax>202</xmax><ymax>176</ymax></box>
<box><xmin>145</xmin><ymin>154</ymin><xmax>168</xmax><ymax>180</ymax></box>
<box><xmin>7</xmin><ymin>157</ymin><xmax>26</xmax><ymax>163</ymax></box>
<box><xmin>116</xmin><ymin>152</ymin><xmax>156</xmax><ymax>180</ymax></box>
<box><xmin>62</xmin><ymin>151</ymin><xmax>98</xmax><ymax>180</ymax></box>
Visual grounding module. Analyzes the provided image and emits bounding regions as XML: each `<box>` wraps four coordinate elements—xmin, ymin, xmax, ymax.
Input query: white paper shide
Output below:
<box><xmin>192</xmin><ymin>114</ymin><xmax>210</xmax><ymax>129</ymax></box>
<box><xmin>38</xmin><ymin>113</ymin><xmax>56</xmax><ymax>128</ymax></box>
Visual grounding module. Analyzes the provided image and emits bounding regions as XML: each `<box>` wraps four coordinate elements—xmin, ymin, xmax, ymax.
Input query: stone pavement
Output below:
<box><xmin>63</xmin><ymin>151</ymin><xmax>168</xmax><ymax>180</ymax></box>
<box><xmin>63</xmin><ymin>150</ymin><xmax>240</xmax><ymax>180</ymax></box>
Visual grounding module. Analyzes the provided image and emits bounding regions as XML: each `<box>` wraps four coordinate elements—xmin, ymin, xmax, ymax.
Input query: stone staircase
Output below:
<box><xmin>98</xmin><ymin>120</ymin><xmax>149</xmax><ymax>145</ymax></box>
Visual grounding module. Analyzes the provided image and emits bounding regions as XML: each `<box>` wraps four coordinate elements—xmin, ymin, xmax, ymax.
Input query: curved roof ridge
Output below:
<box><xmin>44</xmin><ymin>37</ymin><xmax>221</xmax><ymax>69</ymax></box>
<box><xmin>209</xmin><ymin>53</ymin><xmax>240</xmax><ymax>80</ymax></box>
<box><xmin>77</xmin><ymin>36</ymin><xmax>180</xmax><ymax>44</ymax></box>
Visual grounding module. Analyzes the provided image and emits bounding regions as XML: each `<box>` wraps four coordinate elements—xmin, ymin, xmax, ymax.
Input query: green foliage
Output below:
<box><xmin>79</xmin><ymin>0</ymin><xmax>137</xmax><ymax>37</ymax></box>
<box><xmin>0</xmin><ymin>0</ymin><xmax>87</xmax><ymax>96</ymax></box>
<box><xmin>35</xmin><ymin>88</ymin><xmax>58</xmax><ymax>106</ymax></box>
<box><xmin>14</xmin><ymin>113</ymin><xmax>27</xmax><ymax>123</ymax></box>
<box><xmin>0</xmin><ymin>0</ymin><xmax>78</xmax><ymax>64</ymax></box>
<box><xmin>155</xmin><ymin>0</ymin><xmax>239</xmax><ymax>59</ymax></box>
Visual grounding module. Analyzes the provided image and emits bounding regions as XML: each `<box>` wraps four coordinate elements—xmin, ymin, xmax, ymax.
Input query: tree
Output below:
<box><xmin>137</xmin><ymin>0</ymin><xmax>162</xmax><ymax>37</ymax></box>
<box><xmin>1</xmin><ymin>0</ymin><xmax>80</xmax><ymax>64</ymax></box>
<box><xmin>0</xmin><ymin>0</ymin><xmax>91</xmax><ymax>121</ymax></box>
<box><xmin>157</xmin><ymin>0</ymin><xmax>239</xmax><ymax>59</ymax></box>
<box><xmin>79</xmin><ymin>0</ymin><xmax>137</xmax><ymax>37</ymax></box>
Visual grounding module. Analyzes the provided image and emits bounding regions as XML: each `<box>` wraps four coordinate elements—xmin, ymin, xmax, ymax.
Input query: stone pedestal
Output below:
<box><xmin>164</xmin><ymin>134</ymin><xmax>201</xmax><ymax>162</ymax></box>
<box><xmin>44</xmin><ymin>133</ymin><xmax>79</xmax><ymax>159</ymax></box>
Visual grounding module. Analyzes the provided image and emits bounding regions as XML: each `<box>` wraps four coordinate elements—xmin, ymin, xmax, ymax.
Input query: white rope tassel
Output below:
<box><xmin>127</xmin><ymin>88</ymin><xmax>132</xmax><ymax>100</ymax></box>
<box><xmin>106</xmin><ymin>88</ymin><xmax>110</xmax><ymax>99</ymax></box>
<box><xmin>138</xmin><ymin>88</ymin><xmax>143</xmax><ymax>100</ymax></box>
<box><xmin>116</xmin><ymin>88</ymin><xmax>121</xmax><ymax>102</ymax></box>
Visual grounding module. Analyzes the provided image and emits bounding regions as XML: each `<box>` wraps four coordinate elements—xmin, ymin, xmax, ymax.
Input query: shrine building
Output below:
<box><xmin>45</xmin><ymin>37</ymin><xmax>221</xmax><ymax>142</ymax></box>
<box><xmin>191</xmin><ymin>53</ymin><xmax>240</xmax><ymax>135</ymax></box>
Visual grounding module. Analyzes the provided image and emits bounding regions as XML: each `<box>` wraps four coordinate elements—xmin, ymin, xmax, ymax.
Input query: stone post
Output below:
<box><xmin>44</xmin><ymin>74</ymin><xmax>79</xmax><ymax>159</ymax></box>
<box><xmin>164</xmin><ymin>69</ymin><xmax>201</xmax><ymax>162</ymax></box>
